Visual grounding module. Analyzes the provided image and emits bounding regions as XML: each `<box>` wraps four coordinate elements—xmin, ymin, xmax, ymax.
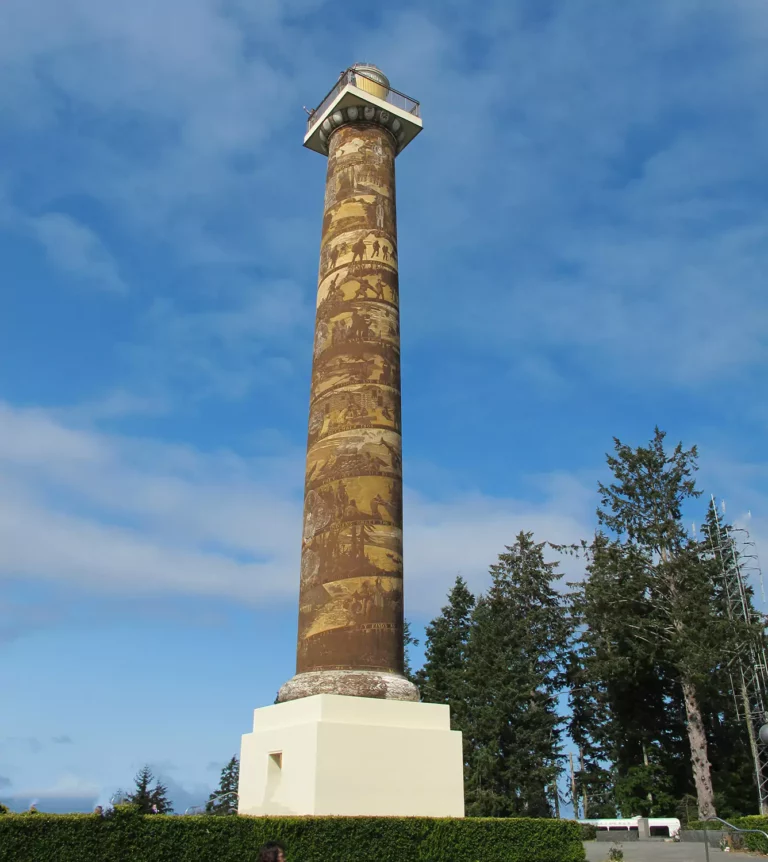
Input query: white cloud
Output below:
<box><xmin>0</xmin><ymin>401</ymin><xmax>595</xmax><ymax>615</ymax></box>
<box><xmin>0</xmin><ymin>0</ymin><xmax>319</xmax><ymax>248</ymax></box>
<box><xmin>360</xmin><ymin>1</ymin><xmax>768</xmax><ymax>386</ymax></box>
<box><xmin>405</xmin><ymin>481</ymin><xmax>591</xmax><ymax>606</ymax></box>
<box><xmin>129</xmin><ymin>281</ymin><xmax>313</xmax><ymax>399</ymax></box>
<box><xmin>29</xmin><ymin>213</ymin><xmax>126</xmax><ymax>294</ymax></box>
<box><xmin>0</xmin><ymin>194</ymin><xmax>126</xmax><ymax>294</ymax></box>
<box><xmin>62</xmin><ymin>390</ymin><xmax>170</xmax><ymax>422</ymax></box>
<box><xmin>0</xmin><ymin>402</ymin><xmax>304</xmax><ymax>604</ymax></box>
<box><xmin>2</xmin><ymin>0</ymin><xmax>767</xmax><ymax>395</ymax></box>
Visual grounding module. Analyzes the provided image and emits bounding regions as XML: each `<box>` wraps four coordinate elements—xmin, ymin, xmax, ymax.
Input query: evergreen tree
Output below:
<box><xmin>149</xmin><ymin>777</ymin><xmax>172</xmax><ymax>814</ymax></box>
<box><xmin>127</xmin><ymin>766</ymin><xmax>173</xmax><ymax>814</ymax></box>
<box><xmin>416</xmin><ymin>576</ymin><xmax>475</xmax><ymax>721</ymax></box>
<box><xmin>127</xmin><ymin>766</ymin><xmax>154</xmax><ymax>813</ymax></box>
<box><xmin>463</xmin><ymin>534</ymin><xmax>569</xmax><ymax>817</ymax></box>
<box><xmin>699</xmin><ymin>500</ymin><xmax>767</xmax><ymax>816</ymax></box>
<box><xmin>568</xmin><ymin>536</ymin><xmax>689</xmax><ymax>817</ymax></box>
<box><xmin>403</xmin><ymin>619</ymin><xmax>420</xmax><ymax>685</ymax></box>
<box><xmin>206</xmin><ymin>756</ymin><xmax>239</xmax><ymax>815</ymax></box>
<box><xmin>596</xmin><ymin>428</ymin><xmax>717</xmax><ymax>819</ymax></box>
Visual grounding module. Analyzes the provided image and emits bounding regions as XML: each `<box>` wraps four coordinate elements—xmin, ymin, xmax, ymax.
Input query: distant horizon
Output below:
<box><xmin>1</xmin><ymin>796</ymin><xmax>97</xmax><ymax>815</ymax></box>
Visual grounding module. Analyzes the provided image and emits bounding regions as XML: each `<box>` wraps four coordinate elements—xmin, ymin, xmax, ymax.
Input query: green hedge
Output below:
<box><xmin>689</xmin><ymin>816</ymin><xmax>768</xmax><ymax>854</ymax></box>
<box><xmin>0</xmin><ymin>807</ymin><xmax>585</xmax><ymax>862</ymax></box>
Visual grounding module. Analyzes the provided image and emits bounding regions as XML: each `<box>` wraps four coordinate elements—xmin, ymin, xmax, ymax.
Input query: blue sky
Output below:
<box><xmin>2</xmin><ymin>0</ymin><xmax>768</xmax><ymax>814</ymax></box>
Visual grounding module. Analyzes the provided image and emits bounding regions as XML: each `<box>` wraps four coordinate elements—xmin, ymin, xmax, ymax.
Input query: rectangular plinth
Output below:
<box><xmin>238</xmin><ymin>694</ymin><xmax>465</xmax><ymax>817</ymax></box>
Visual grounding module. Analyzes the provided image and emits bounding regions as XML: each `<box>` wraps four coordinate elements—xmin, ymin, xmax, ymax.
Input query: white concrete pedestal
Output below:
<box><xmin>238</xmin><ymin>694</ymin><xmax>465</xmax><ymax>817</ymax></box>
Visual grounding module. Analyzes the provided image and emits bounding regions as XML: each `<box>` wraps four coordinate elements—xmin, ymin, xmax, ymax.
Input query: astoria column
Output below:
<box><xmin>279</xmin><ymin>65</ymin><xmax>423</xmax><ymax>703</ymax></box>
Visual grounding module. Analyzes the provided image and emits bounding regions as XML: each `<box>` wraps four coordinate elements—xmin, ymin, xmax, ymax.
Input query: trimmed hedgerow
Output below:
<box><xmin>0</xmin><ymin>806</ymin><xmax>585</xmax><ymax>862</ymax></box>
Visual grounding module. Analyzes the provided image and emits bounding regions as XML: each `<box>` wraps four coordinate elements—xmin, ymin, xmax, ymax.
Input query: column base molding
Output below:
<box><xmin>277</xmin><ymin>669</ymin><xmax>419</xmax><ymax>703</ymax></box>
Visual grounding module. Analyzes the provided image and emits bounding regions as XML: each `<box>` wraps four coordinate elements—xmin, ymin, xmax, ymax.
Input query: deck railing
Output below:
<box><xmin>700</xmin><ymin>816</ymin><xmax>768</xmax><ymax>859</ymax></box>
<box><xmin>306</xmin><ymin>69</ymin><xmax>420</xmax><ymax>133</ymax></box>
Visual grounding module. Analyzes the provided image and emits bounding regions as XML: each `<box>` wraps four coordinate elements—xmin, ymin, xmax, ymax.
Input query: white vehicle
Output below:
<box><xmin>579</xmin><ymin>817</ymin><xmax>682</xmax><ymax>839</ymax></box>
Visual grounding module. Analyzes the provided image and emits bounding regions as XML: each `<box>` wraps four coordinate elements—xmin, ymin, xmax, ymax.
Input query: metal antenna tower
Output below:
<box><xmin>703</xmin><ymin>495</ymin><xmax>768</xmax><ymax>814</ymax></box>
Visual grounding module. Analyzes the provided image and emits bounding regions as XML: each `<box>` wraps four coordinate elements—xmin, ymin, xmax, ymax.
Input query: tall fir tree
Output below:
<box><xmin>416</xmin><ymin>576</ymin><xmax>475</xmax><ymax>721</ymax></box>
<box><xmin>206</xmin><ymin>756</ymin><xmax>239</xmax><ymax>814</ymax></box>
<box><xmin>463</xmin><ymin>534</ymin><xmax>569</xmax><ymax>817</ymax></box>
<box><xmin>403</xmin><ymin>619</ymin><xmax>421</xmax><ymax>685</ymax></box>
<box><xmin>568</xmin><ymin>536</ymin><xmax>689</xmax><ymax>817</ymax></box>
<box><xmin>596</xmin><ymin>427</ymin><xmax>717</xmax><ymax>819</ymax></box>
<box><xmin>126</xmin><ymin>766</ymin><xmax>173</xmax><ymax>814</ymax></box>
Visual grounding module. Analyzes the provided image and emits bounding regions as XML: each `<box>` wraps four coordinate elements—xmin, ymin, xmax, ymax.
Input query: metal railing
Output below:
<box><xmin>183</xmin><ymin>791</ymin><xmax>239</xmax><ymax>816</ymax></box>
<box><xmin>700</xmin><ymin>815</ymin><xmax>768</xmax><ymax>859</ymax></box>
<box><xmin>306</xmin><ymin>69</ymin><xmax>420</xmax><ymax>133</ymax></box>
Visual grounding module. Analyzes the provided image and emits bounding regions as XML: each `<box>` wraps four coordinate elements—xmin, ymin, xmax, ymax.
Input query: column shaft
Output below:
<box><xmin>279</xmin><ymin>122</ymin><xmax>416</xmax><ymax>702</ymax></box>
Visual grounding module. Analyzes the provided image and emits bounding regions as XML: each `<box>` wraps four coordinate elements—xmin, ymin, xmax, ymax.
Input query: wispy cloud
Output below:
<box><xmin>0</xmin><ymin>194</ymin><xmax>126</xmax><ymax>294</ymax></box>
<box><xmin>0</xmin><ymin>0</ymin><xmax>318</xmax><ymax>255</ymax></box>
<box><xmin>61</xmin><ymin>390</ymin><xmax>171</xmax><ymax>422</ymax></box>
<box><xmin>29</xmin><ymin>213</ymin><xmax>126</xmax><ymax>294</ymax></box>
<box><xmin>128</xmin><ymin>280</ymin><xmax>313</xmax><ymax>400</ymax></box>
<box><xmin>1</xmin><ymin>738</ymin><xmax>43</xmax><ymax>754</ymax></box>
<box><xmin>360</xmin><ymin>1</ymin><xmax>768</xmax><ymax>386</ymax></box>
<box><xmin>0</xmin><ymin>402</ymin><xmax>594</xmax><ymax>616</ymax></box>
<box><xmin>2</xmin><ymin>0</ymin><xmax>766</xmax><ymax>400</ymax></box>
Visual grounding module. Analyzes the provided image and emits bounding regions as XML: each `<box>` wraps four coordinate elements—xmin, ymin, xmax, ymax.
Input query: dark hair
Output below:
<box><xmin>258</xmin><ymin>841</ymin><xmax>285</xmax><ymax>862</ymax></box>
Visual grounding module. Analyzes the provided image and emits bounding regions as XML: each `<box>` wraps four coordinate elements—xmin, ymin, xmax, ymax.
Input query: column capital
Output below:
<box><xmin>316</xmin><ymin>105</ymin><xmax>404</xmax><ymax>155</ymax></box>
<box><xmin>304</xmin><ymin>67</ymin><xmax>422</xmax><ymax>156</ymax></box>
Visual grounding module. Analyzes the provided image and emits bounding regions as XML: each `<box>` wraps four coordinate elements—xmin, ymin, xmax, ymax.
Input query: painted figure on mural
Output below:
<box><xmin>324</xmin><ymin>274</ymin><xmax>344</xmax><ymax>304</ymax></box>
<box><xmin>331</xmin><ymin>317</ymin><xmax>349</xmax><ymax>341</ymax></box>
<box><xmin>369</xmin><ymin>493</ymin><xmax>387</xmax><ymax>522</ymax></box>
<box><xmin>353</xmin><ymin>276</ymin><xmax>385</xmax><ymax>302</ymax></box>
<box><xmin>378</xmin><ymin>359</ymin><xmax>396</xmax><ymax>387</ymax></box>
<box><xmin>381</xmin><ymin>438</ymin><xmax>401</xmax><ymax>473</ymax></box>
<box><xmin>351</xmin><ymin>236</ymin><xmax>367</xmax><ymax>262</ymax></box>
<box><xmin>348</xmin><ymin>308</ymin><xmax>372</xmax><ymax>340</ymax></box>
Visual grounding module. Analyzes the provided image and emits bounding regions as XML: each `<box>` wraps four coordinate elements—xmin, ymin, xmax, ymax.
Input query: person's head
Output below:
<box><xmin>257</xmin><ymin>841</ymin><xmax>286</xmax><ymax>862</ymax></box>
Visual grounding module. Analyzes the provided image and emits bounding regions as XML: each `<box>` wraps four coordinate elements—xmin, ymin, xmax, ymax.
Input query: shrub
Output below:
<box><xmin>0</xmin><ymin>809</ymin><xmax>585</xmax><ymax>862</ymax></box>
<box><xmin>579</xmin><ymin>822</ymin><xmax>597</xmax><ymax>840</ymax></box>
<box><xmin>732</xmin><ymin>816</ymin><xmax>768</xmax><ymax>855</ymax></box>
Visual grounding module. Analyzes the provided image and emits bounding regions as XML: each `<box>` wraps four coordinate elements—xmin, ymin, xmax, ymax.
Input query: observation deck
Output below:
<box><xmin>303</xmin><ymin>65</ymin><xmax>422</xmax><ymax>156</ymax></box>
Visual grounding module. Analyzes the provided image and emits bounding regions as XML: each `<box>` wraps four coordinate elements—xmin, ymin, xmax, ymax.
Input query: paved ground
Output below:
<box><xmin>584</xmin><ymin>842</ymin><xmax>730</xmax><ymax>861</ymax></box>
